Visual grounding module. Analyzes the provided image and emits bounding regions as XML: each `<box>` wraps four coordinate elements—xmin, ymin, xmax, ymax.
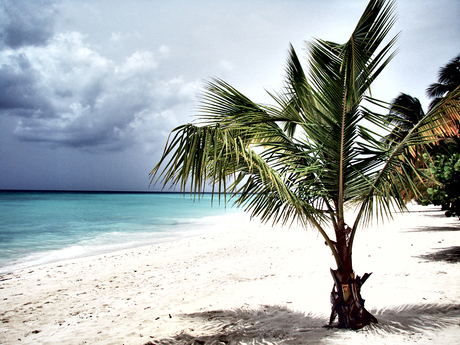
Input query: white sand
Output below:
<box><xmin>1</xmin><ymin>204</ymin><xmax>459</xmax><ymax>344</ymax></box>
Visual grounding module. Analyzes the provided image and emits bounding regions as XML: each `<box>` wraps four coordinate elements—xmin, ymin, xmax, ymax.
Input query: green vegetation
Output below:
<box><xmin>420</xmin><ymin>152</ymin><xmax>460</xmax><ymax>217</ymax></box>
<box><xmin>151</xmin><ymin>0</ymin><xmax>460</xmax><ymax>329</ymax></box>
<box><xmin>422</xmin><ymin>53</ymin><xmax>460</xmax><ymax>216</ymax></box>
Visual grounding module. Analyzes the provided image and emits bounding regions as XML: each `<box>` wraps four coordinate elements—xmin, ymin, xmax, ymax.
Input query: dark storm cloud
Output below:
<box><xmin>0</xmin><ymin>28</ymin><xmax>199</xmax><ymax>151</ymax></box>
<box><xmin>0</xmin><ymin>54</ymin><xmax>38</xmax><ymax>109</ymax></box>
<box><xmin>0</xmin><ymin>0</ymin><xmax>58</xmax><ymax>49</ymax></box>
<box><xmin>0</xmin><ymin>53</ymin><xmax>55</xmax><ymax>116</ymax></box>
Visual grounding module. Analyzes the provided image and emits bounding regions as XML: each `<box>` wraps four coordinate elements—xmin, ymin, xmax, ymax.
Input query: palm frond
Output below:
<box><xmin>418</xmin><ymin>86</ymin><xmax>460</xmax><ymax>139</ymax></box>
<box><xmin>352</xmin><ymin>86</ymin><xmax>460</xmax><ymax>236</ymax></box>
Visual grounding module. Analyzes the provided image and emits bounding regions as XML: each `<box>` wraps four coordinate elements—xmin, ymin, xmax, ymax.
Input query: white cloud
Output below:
<box><xmin>110</xmin><ymin>32</ymin><xmax>122</xmax><ymax>42</ymax></box>
<box><xmin>115</xmin><ymin>50</ymin><xmax>158</xmax><ymax>77</ymax></box>
<box><xmin>158</xmin><ymin>45</ymin><xmax>170</xmax><ymax>56</ymax></box>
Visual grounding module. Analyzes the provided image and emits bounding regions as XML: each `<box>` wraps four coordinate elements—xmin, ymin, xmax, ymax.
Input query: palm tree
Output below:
<box><xmin>382</xmin><ymin>93</ymin><xmax>427</xmax><ymax>202</ymax></box>
<box><xmin>150</xmin><ymin>0</ymin><xmax>460</xmax><ymax>329</ymax></box>
<box><xmin>385</xmin><ymin>53</ymin><xmax>460</xmax><ymax>146</ymax></box>
<box><xmin>427</xmin><ymin>53</ymin><xmax>460</xmax><ymax>110</ymax></box>
<box><xmin>384</xmin><ymin>93</ymin><xmax>425</xmax><ymax>145</ymax></box>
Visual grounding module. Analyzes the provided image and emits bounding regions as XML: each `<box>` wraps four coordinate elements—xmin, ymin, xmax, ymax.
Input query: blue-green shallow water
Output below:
<box><xmin>0</xmin><ymin>191</ymin><xmax>240</xmax><ymax>274</ymax></box>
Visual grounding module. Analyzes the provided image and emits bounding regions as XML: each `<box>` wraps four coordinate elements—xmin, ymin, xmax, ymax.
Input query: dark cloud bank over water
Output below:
<box><xmin>0</xmin><ymin>1</ymin><xmax>196</xmax><ymax>152</ymax></box>
<box><xmin>0</xmin><ymin>0</ymin><xmax>458</xmax><ymax>191</ymax></box>
<box><xmin>0</xmin><ymin>0</ymin><xmax>200</xmax><ymax>190</ymax></box>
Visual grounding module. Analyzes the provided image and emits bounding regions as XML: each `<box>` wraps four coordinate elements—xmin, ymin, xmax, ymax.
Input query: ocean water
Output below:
<box><xmin>0</xmin><ymin>191</ymin><xmax>241</xmax><ymax>274</ymax></box>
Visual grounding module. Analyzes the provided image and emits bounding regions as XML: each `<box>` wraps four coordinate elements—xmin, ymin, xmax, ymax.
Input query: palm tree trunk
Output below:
<box><xmin>328</xmin><ymin>225</ymin><xmax>378</xmax><ymax>329</ymax></box>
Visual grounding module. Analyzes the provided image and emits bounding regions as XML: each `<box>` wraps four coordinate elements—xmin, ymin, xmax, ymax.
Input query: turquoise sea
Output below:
<box><xmin>0</xmin><ymin>191</ymin><xmax>240</xmax><ymax>274</ymax></box>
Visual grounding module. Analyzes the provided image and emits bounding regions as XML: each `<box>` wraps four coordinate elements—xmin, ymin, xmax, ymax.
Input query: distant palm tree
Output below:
<box><xmin>382</xmin><ymin>93</ymin><xmax>427</xmax><ymax>202</ymax></box>
<box><xmin>427</xmin><ymin>53</ymin><xmax>460</xmax><ymax>110</ymax></box>
<box><xmin>385</xmin><ymin>93</ymin><xmax>425</xmax><ymax>145</ymax></box>
<box><xmin>384</xmin><ymin>54</ymin><xmax>460</xmax><ymax>148</ymax></box>
<box><xmin>150</xmin><ymin>0</ymin><xmax>460</xmax><ymax>329</ymax></box>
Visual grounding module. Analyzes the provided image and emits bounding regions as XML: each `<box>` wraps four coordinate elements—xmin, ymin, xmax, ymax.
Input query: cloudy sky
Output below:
<box><xmin>0</xmin><ymin>0</ymin><xmax>459</xmax><ymax>191</ymax></box>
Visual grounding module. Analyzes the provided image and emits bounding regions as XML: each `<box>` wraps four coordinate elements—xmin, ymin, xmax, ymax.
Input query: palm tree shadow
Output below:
<box><xmin>368</xmin><ymin>304</ymin><xmax>460</xmax><ymax>335</ymax></box>
<box><xmin>145</xmin><ymin>306</ymin><xmax>333</xmax><ymax>345</ymax></box>
<box><xmin>144</xmin><ymin>304</ymin><xmax>459</xmax><ymax>345</ymax></box>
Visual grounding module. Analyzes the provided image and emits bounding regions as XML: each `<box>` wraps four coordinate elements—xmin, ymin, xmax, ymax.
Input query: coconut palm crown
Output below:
<box><xmin>150</xmin><ymin>0</ymin><xmax>460</xmax><ymax>329</ymax></box>
<box><xmin>384</xmin><ymin>93</ymin><xmax>426</xmax><ymax>145</ymax></box>
<box><xmin>427</xmin><ymin>53</ymin><xmax>460</xmax><ymax>109</ymax></box>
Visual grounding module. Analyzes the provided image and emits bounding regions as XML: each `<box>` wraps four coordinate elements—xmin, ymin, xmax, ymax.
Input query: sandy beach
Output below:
<box><xmin>1</xmin><ymin>204</ymin><xmax>459</xmax><ymax>344</ymax></box>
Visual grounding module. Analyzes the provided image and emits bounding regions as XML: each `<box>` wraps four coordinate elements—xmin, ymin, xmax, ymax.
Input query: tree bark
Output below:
<box><xmin>328</xmin><ymin>269</ymin><xmax>378</xmax><ymax>329</ymax></box>
<box><xmin>328</xmin><ymin>221</ymin><xmax>377</xmax><ymax>329</ymax></box>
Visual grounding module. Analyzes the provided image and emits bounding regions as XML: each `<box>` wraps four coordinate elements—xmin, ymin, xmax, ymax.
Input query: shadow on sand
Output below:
<box><xmin>144</xmin><ymin>304</ymin><xmax>459</xmax><ymax>345</ymax></box>
<box><xmin>407</xmin><ymin>225</ymin><xmax>460</xmax><ymax>232</ymax></box>
<box><xmin>420</xmin><ymin>246</ymin><xmax>460</xmax><ymax>263</ymax></box>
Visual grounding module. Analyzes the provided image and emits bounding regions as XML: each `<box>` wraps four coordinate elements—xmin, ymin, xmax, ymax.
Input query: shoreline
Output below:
<box><xmin>0</xmin><ymin>211</ymin><xmax>245</xmax><ymax>276</ymax></box>
<box><xmin>1</xmin><ymin>204</ymin><xmax>459</xmax><ymax>344</ymax></box>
